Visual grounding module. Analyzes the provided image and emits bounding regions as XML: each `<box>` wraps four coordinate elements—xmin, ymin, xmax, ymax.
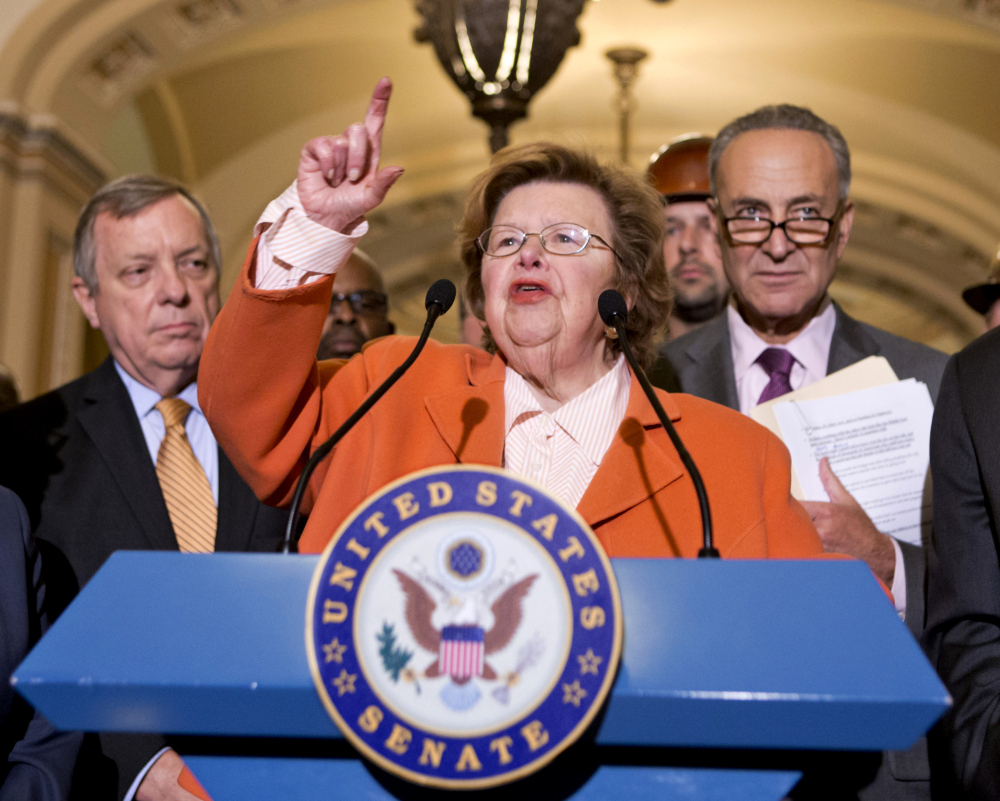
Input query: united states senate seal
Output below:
<box><xmin>306</xmin><ymin>465</ymin><xmax>622</xmax><ymax>789</ymax></box>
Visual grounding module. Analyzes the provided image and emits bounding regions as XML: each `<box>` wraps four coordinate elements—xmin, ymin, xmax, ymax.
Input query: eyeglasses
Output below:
<box><xmin>330</xmin><ymin>290</ymin><xmax>388</xmax><ymax>315</ymax></box>
<box><xmin>719</xmin><ymin>202</ymin><xmax>845</xmax><ymax>246</ymax></box>
<box><xmin>477</xmin><ymin>223</ymin><xmax>621</xmax><ymax>262</ymax></box>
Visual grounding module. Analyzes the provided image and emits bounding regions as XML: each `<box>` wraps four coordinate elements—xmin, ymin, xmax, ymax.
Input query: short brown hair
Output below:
<box><xmin>458</xmin><ymin>142</ymin><xmax>670</xmax><ymax>368</ymax></box>
<box><xmin>74</xmin><ymin>174</ymin><xmax>220</xmax><ymax>292</ymax></box>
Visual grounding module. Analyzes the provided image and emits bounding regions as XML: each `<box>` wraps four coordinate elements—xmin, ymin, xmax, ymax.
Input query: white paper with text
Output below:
<box><xmin>772</xmin><ymin>379</ymin><xmax>934</xmax><ymax>546</ymax></box>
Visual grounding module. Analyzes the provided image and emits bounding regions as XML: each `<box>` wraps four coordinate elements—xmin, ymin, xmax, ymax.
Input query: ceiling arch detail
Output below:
<box><xmin>2</xmin><ymin>0</ymin><xmax>999</xmax><ymax>355</ymax></box>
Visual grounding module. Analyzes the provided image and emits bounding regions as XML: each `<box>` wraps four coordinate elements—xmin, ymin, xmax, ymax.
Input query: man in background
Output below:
<box><xmin>0</xmin><ymin>485</ymin><xmax>81</xmax><ymax>801</ymax></box>
<box><xmin>317</xmin><ymin>249</ymin><xmax>393</xmax><ymax>360</ymax></box>
<box><xmin>0</xmin><ymin>175</ymin><xmax>286</xmax><ymax>801</ymax></box>
<box><xmin>660</xmin><ymin>105</ymin><xmax>948</xmax><ymax>799</ymax></box>
<box><xmin>961</xmin><ymin>246</ymin><xmax>1000</xmax><ymax>333</ymax></box>
<box><xmin>925</xmin><ymin>326</ymin><xmax>1000</xmax><ymax>799</ymax></box>
<box><xmin>647</xmin><ymin>135</ymin><xmax>729</xmax><ymax>340</ymax></box>
<box><xmin>645</xmin><ymin>135</ymin><xmax>727</xmax><ymax>392</ymax></box>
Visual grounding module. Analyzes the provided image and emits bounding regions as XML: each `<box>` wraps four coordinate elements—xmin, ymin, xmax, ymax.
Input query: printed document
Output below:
<box><xmin>771</xmin><ymin>379</ymin><xmax>934</xmax><ymax>546</ymax></box>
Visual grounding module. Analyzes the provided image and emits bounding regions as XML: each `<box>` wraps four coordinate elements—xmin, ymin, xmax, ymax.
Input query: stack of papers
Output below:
<box><xmin>750</xmin><ymin>357</ymin><xmax>933</xmax><ymax>546</ymax></box>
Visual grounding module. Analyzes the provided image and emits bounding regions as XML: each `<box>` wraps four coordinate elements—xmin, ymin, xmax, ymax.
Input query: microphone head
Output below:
<box><xmin>425</xmin><ymin>279</ymin><xmax>457</xmax><ymax>313</ymax></box>
<box><xmin>598</xmin><ymin>289</ymin><xmax>628</xmax><ymax>326</ymax></box>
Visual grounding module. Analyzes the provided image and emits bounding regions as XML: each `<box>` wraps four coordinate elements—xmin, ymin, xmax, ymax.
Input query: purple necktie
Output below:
<box><xmin>755</xmin><ymin>347</ymin><xmax>797</xmax><ymax>404</ymax></box>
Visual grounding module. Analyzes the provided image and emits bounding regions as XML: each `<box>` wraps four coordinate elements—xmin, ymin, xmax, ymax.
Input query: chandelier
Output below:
<box><xmin>414</xmin><ymin>0</ymin><xmax>588</xmax><ymax>153</ymax></box>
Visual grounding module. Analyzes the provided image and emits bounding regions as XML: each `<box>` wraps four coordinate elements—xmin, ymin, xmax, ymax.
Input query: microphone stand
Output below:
<box><xmin>601</xmin><ymin>291</ymin><xmax>719</xmax><ymax>558</ymax></box>
<box><xmin>282</xmin><ymin>280</ymin><xmax>455</xmax><ymax>553</ymax></box>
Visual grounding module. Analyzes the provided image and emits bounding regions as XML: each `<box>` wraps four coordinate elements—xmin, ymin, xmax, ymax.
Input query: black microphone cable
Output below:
<box><xmin>282</xmin><ymin>278</ymin><xmax>457</xmax><ymax>553</ymax></box>
<box><xmin>598</xmin><ymin>289</ymin><xmax>719</xmax><ymax>559</ymax></box>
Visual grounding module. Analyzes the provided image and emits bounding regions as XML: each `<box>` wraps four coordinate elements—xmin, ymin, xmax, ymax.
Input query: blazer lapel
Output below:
<box><xmin>215</xmin><ymin>448</ymin><xmax>258</xmax><ymax>552</ymax></box>
<box><xmin>679</xmin><ymin>314</ymin><xmax>739</xmax><ymax>410</ymax></box>
<box><xmin>76</xmin><ymin>359</ymin><xmax>177</xmax><ymax>551</ymax></box>
<box><xmin>424</xmin><ymin>353</ymin><xmax>506</xmax><ymax>466</ymax></box>
<box><xmin>577</xmin><ymin>373</ymin><xmax>685</xmax><ymax>527</ymax></box>
<box><xmin>827</xmin><ymin>302</ymin><xmax>880</xmax><ymax>374</ymax></box>
<box><xmin>424</xmin><ymin>354</ymin><xmax>686</xmax><ymax>527</ymax></box>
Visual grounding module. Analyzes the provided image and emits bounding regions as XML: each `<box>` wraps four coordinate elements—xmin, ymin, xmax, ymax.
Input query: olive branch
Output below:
<box><xmin>377</xmin><ymin>622</ymin><xmax>413</xmax><ymax>682</ymax></box>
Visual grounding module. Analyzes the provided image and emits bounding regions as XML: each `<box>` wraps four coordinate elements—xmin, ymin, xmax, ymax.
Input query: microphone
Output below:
<box><xmin>598</xmin><ymin>290</ymin><xmax>719</xmax><ymax>559</ymax></box>
<box><xmin>282</xmin><ymin>278</ymin><xmax>457</xmax><ymax>553</ymax></box>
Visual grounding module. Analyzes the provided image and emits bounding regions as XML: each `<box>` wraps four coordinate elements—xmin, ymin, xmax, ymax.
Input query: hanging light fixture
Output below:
<box><xmin>414</xmin><ymin>0</ymin><xmax>588</xmax><ymax>153</ymax></box>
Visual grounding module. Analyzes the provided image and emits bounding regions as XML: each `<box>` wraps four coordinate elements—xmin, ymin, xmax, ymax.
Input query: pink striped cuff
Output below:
<box><xmin>253</xmin><ymin>181</ymin><xmax>368</xmax><ymax>290</ymax></box>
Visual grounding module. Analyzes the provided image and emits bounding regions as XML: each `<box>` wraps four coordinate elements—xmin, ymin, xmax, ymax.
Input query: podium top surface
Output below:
<box><xmin>14</xmin><ymin>552</ymin><xmax>948</xmax><ymax>751</ymax></box>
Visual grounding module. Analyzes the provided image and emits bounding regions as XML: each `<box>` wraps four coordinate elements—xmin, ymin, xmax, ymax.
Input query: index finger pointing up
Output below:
<box><xmin>364</xmin><ymin>77</ymin><xmax>392</xmax><ymax>165</ymax></box>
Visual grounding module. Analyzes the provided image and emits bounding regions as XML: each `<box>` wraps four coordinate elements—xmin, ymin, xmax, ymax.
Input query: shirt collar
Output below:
<box><xmin>728</xmin><ymin>301</ymin><xmax>837</xmax><ymax>380</ymax></box>
<box><xmin>113</xmin><ymin>360</ymin><xmax>202</xmax><ymax>421</ymax></box>
<box><xmin>503</xmin><ymin>355</ymin><xmax>631</xmax><ymax>467</ymax></box>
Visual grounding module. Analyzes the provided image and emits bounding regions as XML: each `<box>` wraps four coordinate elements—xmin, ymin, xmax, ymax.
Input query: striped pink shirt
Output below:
<box><xmin>252</xmin><ymin>183</ymin><xmax>632</xmax><ymax>508</ymax></box>
<box><xmin>254</xmin><ymin>182</ymin><xmax>365</xmax><ymax>290</ymax></box>
<box><xmin>503</xmin><ymin>357</ymin><xmax>631</xmax><ymax>508</ymax></box>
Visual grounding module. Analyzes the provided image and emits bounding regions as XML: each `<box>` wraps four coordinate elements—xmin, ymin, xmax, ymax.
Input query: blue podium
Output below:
<box><xmin>13</xmin><ymin>553</ymin><xmax>948</xmax><ymax>800</ymax></box>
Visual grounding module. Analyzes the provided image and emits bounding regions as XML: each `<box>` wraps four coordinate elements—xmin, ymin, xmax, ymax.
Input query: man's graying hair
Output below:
<box><xmin>709</xmin><ymin>105</ymin><xmax>852</xmax><ymax>200</ymax></box>
<box><xmin>74</xmin><ymin>174</ymin><xmax>221</xmax><ymax>292</ymax></box>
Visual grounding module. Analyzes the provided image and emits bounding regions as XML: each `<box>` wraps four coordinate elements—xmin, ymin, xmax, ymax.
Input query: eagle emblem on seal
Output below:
<box><xmin>387</xmin><ymin>536</ymin><xmax>540</xmax><ymax>711</ymax></box>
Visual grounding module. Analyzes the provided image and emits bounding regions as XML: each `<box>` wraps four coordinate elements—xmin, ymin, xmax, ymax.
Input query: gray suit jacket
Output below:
<box><xmin>661</xmin><ymin>303</ymin><xmax>949</xmax><ymax>798</ymax></box>
<box><xmin>662</xmin><ymin>303</ymin><xmax>947</xmax><ymax>636</ymax></box>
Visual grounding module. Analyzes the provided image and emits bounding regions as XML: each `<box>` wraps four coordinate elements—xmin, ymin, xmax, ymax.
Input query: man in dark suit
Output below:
<box><xmin>657</xmin><ymin>105</ymin><xmax>947</xmax><ymax>799</ymax></box>
<box><xmin>659</xmin><ymin>104</ymin><xmax>947</xmax><ymax>628</ymax></box>
<box><xmin>1</xmin><ymin>486</ymin><xmax>82</xmax><ymax>800</ymax></box>
<box><xmin>0</xmin><ymin>175</ymin><xmax>286</xmax><ymax>801</ymax></box>
<box><xmin>924</xmin><ymin>327</ymin><xmax>1000</xmax><ymax>800</ymax></box>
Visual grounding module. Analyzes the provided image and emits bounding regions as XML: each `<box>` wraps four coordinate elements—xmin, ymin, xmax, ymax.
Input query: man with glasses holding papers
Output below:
<box><xmin>659</xmin><ymin>104</ymin><xmax>947</xmax><ymax>800</ymax></box>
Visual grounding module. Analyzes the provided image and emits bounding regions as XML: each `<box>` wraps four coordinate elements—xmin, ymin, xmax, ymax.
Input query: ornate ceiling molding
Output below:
<box><xmin>1</xmin><ymin>0</ymin><xmax>338</xmax><ymax>112</ymax></box>
<box><xmin>0</xmin><ymin>112</ymin><xmax>107</xmax><ymax>202</ymax></box>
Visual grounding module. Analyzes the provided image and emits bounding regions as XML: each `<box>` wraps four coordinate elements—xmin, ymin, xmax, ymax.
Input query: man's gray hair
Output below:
<box><xmin>73</xmin><ymin>174</ymin><xmax>221</xmax><ymax>292</ymax></box>
<box><xmin>709</xmin><ymin>104</ymin><xmax>851</xmax><ymax>200</ymax></box>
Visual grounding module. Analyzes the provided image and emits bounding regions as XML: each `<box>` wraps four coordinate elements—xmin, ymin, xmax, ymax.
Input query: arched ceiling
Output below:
<box><xmin>3</xmin><ymin>0</ymin><xmax>1000</xmax><ymax>348</ymax></box>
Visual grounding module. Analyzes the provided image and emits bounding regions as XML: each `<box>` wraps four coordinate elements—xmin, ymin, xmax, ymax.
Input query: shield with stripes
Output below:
<box><xmin>438</xmin><ymin>624</ymin><xmax>485</xmax><ymax>680</ymax></box>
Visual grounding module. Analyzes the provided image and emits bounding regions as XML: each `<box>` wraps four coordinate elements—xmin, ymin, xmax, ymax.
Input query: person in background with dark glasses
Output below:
<box><xmin>316</xmin><ymin>249</ymin><xmax>394</xmax><ymax>360</ymax></box>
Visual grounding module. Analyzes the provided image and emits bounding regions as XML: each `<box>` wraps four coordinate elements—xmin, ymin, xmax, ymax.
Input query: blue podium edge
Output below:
<box><xmin>13</xmin><ymin>553</ymin><xmax>950</xmax><ymax>753</ymax></box>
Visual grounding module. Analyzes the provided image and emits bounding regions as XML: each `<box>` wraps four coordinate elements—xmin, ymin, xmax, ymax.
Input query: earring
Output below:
<box><xmin>605</xmin><ymin>326</ymin><xmax>619</xmax><ymax>340</ymax></box>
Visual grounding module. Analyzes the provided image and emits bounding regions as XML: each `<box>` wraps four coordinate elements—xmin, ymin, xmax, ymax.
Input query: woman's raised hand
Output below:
<box><xmin>297</xmin><ymin>77</ymin><xmax>403</xmax><ymax>234</ymax></box>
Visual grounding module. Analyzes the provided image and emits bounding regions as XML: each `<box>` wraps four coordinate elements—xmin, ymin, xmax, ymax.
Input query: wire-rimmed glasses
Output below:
<box><xmin>477</xmin><ymin>223</ymin><xmax>621</xmax><ymax>262</ymax></box>
<box><xmin>719</xmin><ymin>202</ymin><xmax>845</xmax><ymax>247</ymax></box>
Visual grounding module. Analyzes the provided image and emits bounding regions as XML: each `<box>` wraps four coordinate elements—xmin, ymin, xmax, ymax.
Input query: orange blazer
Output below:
<box><xmin>199</xmin><ymin>247</ymin><xmax>826</xmax><ymax>559</ymax></box>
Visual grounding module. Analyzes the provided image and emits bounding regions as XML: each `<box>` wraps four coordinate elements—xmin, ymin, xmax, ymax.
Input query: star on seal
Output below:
<box><xmin>562</xmin><ymin>680</ymin><xmax>587</xmax><ymax>707</ymax></box>
<box><xmin>332</xmin><ymin>669</ymin><xmax>357</xmax><ymax>696</ymax></box>
<box><xmin>323</xmin><ymin>637</ymin><xmax>348</xmax><ymax>664</ymax></box>
<box><xmin>577</xmin><ymin>648</ymin><xmax>603</xmax><ymax>675</ymax></box>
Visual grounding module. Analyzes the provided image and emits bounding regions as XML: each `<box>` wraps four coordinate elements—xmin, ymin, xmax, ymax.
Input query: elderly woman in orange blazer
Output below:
<box><xmin>199</xmin><ymin>79</ymin><xmax>824</xmax><ymax>560</ymax></box>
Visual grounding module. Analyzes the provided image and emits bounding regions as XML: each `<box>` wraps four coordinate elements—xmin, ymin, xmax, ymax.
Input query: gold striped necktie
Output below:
<box><xmin>155</xmin><ymin>398</ymin><xmax>217</xmax><ymax>553</ymax></box>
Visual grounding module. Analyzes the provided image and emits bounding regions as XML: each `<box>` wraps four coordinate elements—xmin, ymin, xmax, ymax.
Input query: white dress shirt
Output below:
<box><xmin>250</xmin><ymin>182</ymin><xmax>632</xmax><ymax>510</ymax></box>
<box><xmin>114</xmin><ymin>362</ymin><xmax>219</xmax><ymax>504</ymax></box>
<box><xmin>728</xmin><ymin>303</ymin><xmax>836</xmax><ymax>416</ymax></box>
<box><xmin>727</xmin><ymin>303</ymin><xmax>907</xmax><ymax>616</ymax></box>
